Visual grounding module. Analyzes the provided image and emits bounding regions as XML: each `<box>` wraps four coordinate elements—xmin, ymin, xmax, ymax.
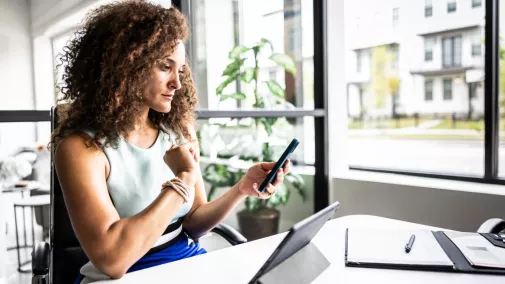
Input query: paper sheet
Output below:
<box><xmin>444</xmin><ymin>231</ymin><xmax>505</xmax><ymax>269</ymax></box>
<box><xmin>347</xmin><ymin>228</ymin><xmax>454</xmax><ymax>267</ymax></box>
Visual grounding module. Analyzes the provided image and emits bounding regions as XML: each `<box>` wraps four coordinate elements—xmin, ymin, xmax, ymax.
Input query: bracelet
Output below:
<box><xmin>162</xmin><ymin>177</ymin><xmax>191</xmax><ymax>203</ymax></box>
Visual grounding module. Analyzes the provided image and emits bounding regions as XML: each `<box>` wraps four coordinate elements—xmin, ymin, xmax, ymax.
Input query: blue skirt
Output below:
<box><xmin>74</xmin><ymin>234</ymin><xmax>206</xmax><ymax>283</ymax></box>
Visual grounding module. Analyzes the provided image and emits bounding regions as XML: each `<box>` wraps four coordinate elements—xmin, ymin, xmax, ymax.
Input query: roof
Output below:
<box><xmin>410</xmin><ymin>66</ymin><xmax>478</xmax><ymax>76</ymax></box>
<box><xmin>417</xmin><ymin>25</ymin><xmax>481</xmax><ymax>37</ymax></box>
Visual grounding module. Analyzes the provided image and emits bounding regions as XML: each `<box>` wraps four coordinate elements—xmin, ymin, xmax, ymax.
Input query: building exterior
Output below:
<box><xmin>346</xmin><ymin>0</ymin><xmax>485</xmax><ymax>119</ymax></box>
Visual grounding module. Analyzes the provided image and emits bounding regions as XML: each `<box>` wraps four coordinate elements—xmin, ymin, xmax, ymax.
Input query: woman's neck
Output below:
<box><xmin>123</xmin><ymin>108</ymin><xmax>158</xmax><ymax>147</ymax></box>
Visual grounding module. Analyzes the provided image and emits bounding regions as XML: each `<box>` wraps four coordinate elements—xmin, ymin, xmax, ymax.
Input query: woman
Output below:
<box><xmin>51</xmin><ymin>1</ymin><xmax>290</xmax><ymax>283</ymax></box>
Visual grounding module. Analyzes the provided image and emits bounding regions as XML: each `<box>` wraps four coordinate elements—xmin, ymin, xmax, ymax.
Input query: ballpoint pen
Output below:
<box><xmin>405</xmin><ymin>234</ymin><xmax>416</xmax><ymax>253</ymax></box>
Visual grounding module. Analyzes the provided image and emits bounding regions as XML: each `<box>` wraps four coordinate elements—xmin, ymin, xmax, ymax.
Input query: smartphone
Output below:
<box><xmin>258</xmin><ymin>138</ymin><xmax>299</xmax><ymax>193</ymax></box>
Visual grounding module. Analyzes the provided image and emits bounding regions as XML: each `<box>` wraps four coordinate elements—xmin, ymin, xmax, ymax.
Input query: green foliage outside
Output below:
<box><xmin>201</xmin><ymin>39</ymin><xmax>307</xmax><ymax>213</ymax></box>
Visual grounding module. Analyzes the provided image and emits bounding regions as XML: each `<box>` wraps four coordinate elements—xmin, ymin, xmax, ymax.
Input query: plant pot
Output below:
<box><xmin>237</xmin><ymin>208</ymin><xmax>280</xmax><ymax>241</ymax></box>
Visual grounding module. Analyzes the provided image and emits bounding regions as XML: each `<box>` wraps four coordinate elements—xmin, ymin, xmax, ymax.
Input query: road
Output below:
<box><xmin>347</xmin><ymin>138</ymin><xmax>505</xmax><ymax>177</ymax></box>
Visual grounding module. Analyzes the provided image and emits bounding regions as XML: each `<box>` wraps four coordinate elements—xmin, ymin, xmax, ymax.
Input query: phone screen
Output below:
<box><xmin>258</xmin><ymin>138</ymin><xmax>299</xmax><ymax>193</ymax></box>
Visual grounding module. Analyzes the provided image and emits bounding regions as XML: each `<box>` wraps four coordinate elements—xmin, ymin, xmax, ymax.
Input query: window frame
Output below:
<box><xmin>425</xmin><ymin>0</ymin><xmax>433</xmax><ymax>17</ymax></box>
<box><xmin>443</xmin><ymin>78</ymin><xmax>453</xmax><ymax>100</ymax></box>
<box><xmin>173</xmin><ymin>0</ymin><xmax>330</xmax><ymax>211</ymax></box>
<box><xmin>424</xmin><ymin>79</ymin><xmax>434</xmax><ymax>101</ymax></box>
<box><xmin>442</xmin><ymin>35</ymin><xmax>462</xmax><ymax>68</ymax></box>
<box><xmin>447</xmin><ymin>1</ymin><xmax>457</xmax><ymax>13</ymax></box>
<box><xmin>348</xmin><ymin>0</ymin><xmax>505</xmax><ymax>186</ymax></box>
<box><xmin>424</xmin><ymin>38</ymin><xmax>434</xmax><ymax>61</ymax></box>
<box><xmin>472</xmin><ymin>43</ymin><xmax>482</xmax><ymax>56</ymax></box>
<box><xmin>392</xmin><ymin>7</ymin><xmax>399</xmax><ymax>27</ymax></box>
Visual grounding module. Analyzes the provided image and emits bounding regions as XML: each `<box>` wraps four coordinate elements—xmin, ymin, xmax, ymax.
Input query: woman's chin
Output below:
<box><xmin>151</xmin><ymin>103</ymin><xmax>172</xmax><ymax>113</ymax></box>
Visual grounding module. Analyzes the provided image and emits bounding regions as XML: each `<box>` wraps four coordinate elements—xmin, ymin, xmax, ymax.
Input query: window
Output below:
<box><xmin>425</xmin><ymin>79</ymin><xmax>433</xmax><ymax>101</ymax></box>
<box><xmin>442</xmin><ymin>35</ymin><xmax>462</xmax><ymax>68</ymax></box>
<box><xmin>469</xmin><ymin>82</ymin><xmax>478</xmax><ymax>99</ymax></box>
<box><xmin>344</xmin><ymin>0</ymin><xmax>485</xmax><ymax>177</ymax></box>
<box><xmin>472</xmin><ymin>0</ymin><xmax>481</xmax><ymax>8</ymax></box>
<box><xmin>389</xmin><ymin>45</ymin><xmax>399</xmax><ymax>70</ymax></box>
<box><xmin>356</xmin><ymin>50</ymin><xmax>362</xmax><ymax>72</ymax></box>
<box><xmin>443</xmin><ymin>79</ymin><xmax>452</xmax><ymax>100</ymax></box>
<box><xmin>425</xmin><ymin>0</ymin><xmax>433</xmax><ymax>17</ymax></box>
<box><xmin>424</xmin><ymin>38</ymin><xmax>434</xmax><ymax>61</ymax></box>
<box><xmin>472</xmin><ymin>43</ymin><xmax>482</xmax><ymax>56</ymax></box>
<box><xmin>447</xmin><ymin>1</ymin><xmax>457</xmax><ymax>13</ymax></box>
<box><xmin>392</xmin><ymin>8</ymin><xmax>399</xmax><ymax>27</ymax></box>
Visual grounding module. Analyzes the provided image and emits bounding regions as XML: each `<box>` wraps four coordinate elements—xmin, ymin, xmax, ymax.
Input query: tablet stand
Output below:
<box><xmin>255</xmin><ymin>242</ymin><xmax>330</xmax><ymax>284</ymax></box>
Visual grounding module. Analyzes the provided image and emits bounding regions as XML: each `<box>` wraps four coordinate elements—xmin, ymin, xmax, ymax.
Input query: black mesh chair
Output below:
<box><xmin>32</xmin><ymin>107</ymin><xmax>247</xmax><ymax>284</ymax></box>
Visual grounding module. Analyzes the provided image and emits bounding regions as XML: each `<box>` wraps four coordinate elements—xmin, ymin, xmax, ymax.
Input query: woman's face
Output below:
<box><xmin>143</xmin><ymin>41</ymin><xmax>186</xmax><ymax>113</ymax></box>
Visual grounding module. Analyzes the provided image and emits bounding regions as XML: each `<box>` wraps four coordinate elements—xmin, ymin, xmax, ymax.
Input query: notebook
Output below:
<box><xmin>345</xmin><ymin>228</ymin><xmax>505</xmax><ymax>275</ymax></box>
<box><xmin>345</xmin><ymin>228</ymin><xmax>454</xmax><ymax>269</ymax></box>
<box><xmin>444</xmin><ymin>231</ymin><xmax>505</xmax><ymax>269</ymax></box>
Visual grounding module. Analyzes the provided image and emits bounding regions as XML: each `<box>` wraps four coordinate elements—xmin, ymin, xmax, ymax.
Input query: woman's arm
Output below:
<box><xmin>55</xmin><ymin>135</ymin><xmax>195</xmax><ymax>279</ymax></box>
<box><xmin>182</xmin><ymin>126</ymin><xmax>289</xmax><ymax>239</ymax></box>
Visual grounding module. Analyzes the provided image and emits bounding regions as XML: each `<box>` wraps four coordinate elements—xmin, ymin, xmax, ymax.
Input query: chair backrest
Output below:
<box><xmin>50</xmin><ymin>106</ymin><xmax>89</xmax><ymax>284</ymax></box>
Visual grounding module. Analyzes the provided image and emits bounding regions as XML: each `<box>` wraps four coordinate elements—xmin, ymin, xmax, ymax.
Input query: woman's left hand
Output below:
<box><xmin>237</xmin><ymin>159</ymin><xmax>291</xmax><ymax>199</ymax></box>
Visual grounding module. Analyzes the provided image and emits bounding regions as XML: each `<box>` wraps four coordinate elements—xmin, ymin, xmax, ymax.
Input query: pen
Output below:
<box><xmin>405</xmin><ymin>234</ymin><xmax>416</xmax><ymax>253</ymax></box>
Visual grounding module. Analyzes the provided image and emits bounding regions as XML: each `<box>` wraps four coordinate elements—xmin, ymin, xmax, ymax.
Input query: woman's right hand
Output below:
<box><xmin>163</xmin><ymin>143</ymin><xmax>199</xmax><ymax>185</ymax></box>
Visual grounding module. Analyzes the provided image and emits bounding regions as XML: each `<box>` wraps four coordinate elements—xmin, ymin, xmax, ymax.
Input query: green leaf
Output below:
<box><xmin>229</xmin><ymin>45</ymin><xmax>250</xmax><ymax>59</ymax></box>
<box><xmin>219</xmin><ymin>92</ymin><xmax>246</xmax><ymax>102</ymax></box>
<box><xmin>216</xmin><ymin>76</ymin><xmax>235</xmax><ymax>95</ymax></box>
<box><xmin>266</xmin><ymin>80</ymin><xmax>285</xmax><ymax>98</ymax></box>
<box><xmin>258</xmin><ymin>38</ymin><xmax>273</xmax><ymax>51</ymax></box>
<box><xmin>245</xmin><ymin>196</ymin><xmax>262</xmax><ymax>213</ymax></box>
<box><xmin>285</xmin><ymin>172</ymin><xmax>307</xmax><ymax>202</ymax></box>
<box><xmin>222</xmin><ymin>58</ymin><xmax>245</xmax><ymax>76</ymax></box>
<box><xmin>207</xmin><ymin>185</ymin><xmax>217</xmax><ymax>201</ymax></box>
<box><xmin>269</xmin><ymin>53</ymin><xmax>296</xmax><ymax>76</ymax></box>
<box><xmin>260</xmin><ymin>119</ymin><xmax>275</xmax><ymax>138</ymax></box>
<box><xmin>241</xmin><ymin>67</ymin><xmax>255</xmax><ymax>83</ymax></box>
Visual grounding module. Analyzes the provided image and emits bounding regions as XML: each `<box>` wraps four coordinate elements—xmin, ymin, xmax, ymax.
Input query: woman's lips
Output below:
<box><xmin>162</xmin><ymin>94</ymin><xmax>174</xmax><ymax>100</ymax></box>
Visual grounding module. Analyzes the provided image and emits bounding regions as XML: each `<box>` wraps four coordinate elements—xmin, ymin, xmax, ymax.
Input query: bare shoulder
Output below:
<box><xmin>54</xmin><ymin>133</ymin><xmax>109</xmax><ymax>179</ymax></box>
<box><xmin>55</xmin><ymin>133</ymin><xmax>105</xmax><ymax>162</ymax></box>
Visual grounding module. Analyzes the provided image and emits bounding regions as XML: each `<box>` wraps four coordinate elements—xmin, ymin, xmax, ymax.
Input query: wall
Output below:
<box><xmin>0</xmin><ymin>0</ymin><xmax>34</xmax><ymax>110</ymax></box>
<box><xmin>331</xmin><ymin>174</ymin><xmax>505</xmax><ymax>232</ymax></box>
<box><xmin>0</xmin><ymin>0</ymin><xmax>38</xmax><ymax>149</ymax></box>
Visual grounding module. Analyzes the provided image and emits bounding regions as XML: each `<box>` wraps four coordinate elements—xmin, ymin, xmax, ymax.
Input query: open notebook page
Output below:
<box><xmin>347</xmin><ymin>228</ymin><xmax>454</xmax><ymax>267</ymax></box>
<box><xmin>444</xmin><ymin>231</ymin><xmax>505</xmax><ymax>269</ymax></box>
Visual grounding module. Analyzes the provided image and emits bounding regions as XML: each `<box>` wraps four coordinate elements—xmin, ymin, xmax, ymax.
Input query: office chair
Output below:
<box><xmin>478</xmin><ymin>218</ymin><xmax>505</xmax><ymax>234</ymax></box>
<box><xmin>31</xmin><ymin>107</ymin><xmax>247</xmax><ymax>284</ymax></box>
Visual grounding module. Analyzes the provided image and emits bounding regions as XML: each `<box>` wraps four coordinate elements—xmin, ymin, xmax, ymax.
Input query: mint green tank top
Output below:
<box><xmin>83</xmin><ymin>129</ymin><xmax>194</xmax><ymax>220</ymax></box>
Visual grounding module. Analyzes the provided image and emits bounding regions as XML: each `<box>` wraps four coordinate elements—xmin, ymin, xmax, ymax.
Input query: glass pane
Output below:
<box><xmin>196</xmin><ymin>116</ymin><xmax>314</xmax><ymax>232</ymax></box>
<box><xmin>0</xmin><ymin>122</ymin><xmax>51</xmax><ymax>187</ymax></box>
<box><xmin>345</xmin><ymin>0</ymin><xmax>485</xmax><ymax>176</ymax></box>
<box><xmin>190</xmin><ymin>0</ymin><xmax>314</xmax><ymax>110</ymax></box>
<box><xmin>499</xmin><ymin>5</ymin><xmax>505</xmax><ymax>177</ymax></box>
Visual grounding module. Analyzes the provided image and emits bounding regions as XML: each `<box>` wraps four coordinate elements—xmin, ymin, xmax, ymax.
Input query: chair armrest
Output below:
<box><xmin>211</xmin><ymin>223</ymin><xmax>247</xmax><ymax>246</ymax></box>
<box><xmin>32</xmin><ymin>241</ymin><xmax>50</xmax><ymax>275</ymax></box>
<box><xmin>477</xmin><ymin>218</ymin><xmax>505</xmax><ymax>234</ymax></box>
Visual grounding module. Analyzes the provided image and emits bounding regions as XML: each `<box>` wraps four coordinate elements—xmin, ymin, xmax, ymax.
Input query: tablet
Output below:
<box><xmin>248</xmin><ymin>201</ymin><xmax>340</xmax><ymax>284</ymax></box>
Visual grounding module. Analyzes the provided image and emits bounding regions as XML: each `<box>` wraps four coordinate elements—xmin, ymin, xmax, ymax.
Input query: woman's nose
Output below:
<box><xmin>168</xmin><ymin>74</ymin><xmax>182</xmax><ymax>90</ymax></box>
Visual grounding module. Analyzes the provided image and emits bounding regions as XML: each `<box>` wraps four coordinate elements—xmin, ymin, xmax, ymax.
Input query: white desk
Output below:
<box><xmin>95</xmin><ymin>215</ymin><xmax>505</xmax><ymax>284</ymax></box>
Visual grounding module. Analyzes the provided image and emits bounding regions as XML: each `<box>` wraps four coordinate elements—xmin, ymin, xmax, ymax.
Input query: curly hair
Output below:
<box><xmin>50</xmin><ymin>0</ymin><xmax>197</xmax><ymax>149</ymax></box>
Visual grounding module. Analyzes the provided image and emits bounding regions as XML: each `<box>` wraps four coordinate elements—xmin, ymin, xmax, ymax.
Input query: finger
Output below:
<box><xmin>283</xmin><ymin>159</ymin><xmax>291</xmax><ymax>174</ymax></box>
<box><xmin>260</xmin><ymin>184</ymin><xmax>276</xmax><ymax>199</ymax></box>
<box><xmin>259</xmin><ymin>162</ymin><xmax>277</xmax><ymax>171</ymax></box>
<box><xmin>272</xmin><ymin>168</ymin><xmax>284</xmax><ymax>187</ymax></box>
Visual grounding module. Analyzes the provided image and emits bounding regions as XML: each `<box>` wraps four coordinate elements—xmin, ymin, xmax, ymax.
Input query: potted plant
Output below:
<box><xmin>201</xmin><ymin>39</ymin><xmax>307</xmax><ymax>241</ymax></box>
